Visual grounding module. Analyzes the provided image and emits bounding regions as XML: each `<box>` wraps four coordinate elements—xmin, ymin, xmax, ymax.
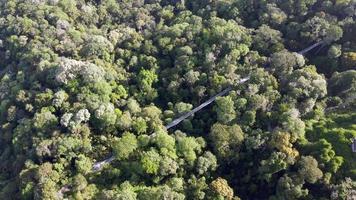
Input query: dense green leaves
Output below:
<box><xmin>0</xmin><ymin>0</ymin><xmax>354</xmax><ymax>199</ymax></box>
<box><xmin>210</xmin><ymin>123</ymin><xmax>244</xmax><ymax>161</ymax></box>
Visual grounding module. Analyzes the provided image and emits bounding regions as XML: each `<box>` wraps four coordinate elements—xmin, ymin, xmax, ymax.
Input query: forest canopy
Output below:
<box><xmin>0</xmin><ymin>0</ymin><xmax>355</xmax><ymax>199</ymax></box>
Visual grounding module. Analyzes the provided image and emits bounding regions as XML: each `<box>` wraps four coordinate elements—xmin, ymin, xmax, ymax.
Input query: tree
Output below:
<box><xmin>278</xmin><ymin>106</ymin><xmax>306</xmax><ymax>142</ymax></box>
<box><xmin>186</xmin><ymin>176</ymin><xmax>209</xmax><ymax>200</ymax></box>
<box><xmin>196</xmin><ymin>151</ymin><xmax>217</xmax><ymax>175</ymax></box>
<box><xmin>99</xmin><ymin>182</ymin><xmax>137</xmax><ymax>200</ymax></box>
<box><xmin>80</xmin><ymin>35</ymin><xmax>114</xmax><ymax>61</ymax></box>
<box><xmin>184</xmin><ymin>70</ymin><xmax>200</xmax><ymax>85</ymax></box>
<box><xmin>33</xmin><ymin>109</ymin><xmax>58</xmax><ymax>131</ymax></box>
<box><xmin>94</xmin><ymin>103</ymin><xmax>117</xmax><ymax>129</ymax></box>
<box><xmin>126</xmin><ymin>98</ymin><xmax>141</xmax><ymax>114</ymax></box>
<box><xmin>33</xmin><ymin>163</ymin><xmax>60</xmax><ymax>200</ymax></box>
<box><xmin>137</xmin><ymin>185</ymin><xmax>185</xmax><ymax>200</ymax></box>
<box><xmin>341</xmin><ymin>52</ymin><xmax>356</xmax><ymax>70</ymax></box>
<box><xmin>113</xmin><ymin>132</ymin><xmax>138</xmax><ymax>160</ymax></box>
<box><xmin>142</xmin><ymin>105</ymin><xmax>162</xmax><ymax>124</ymax></box>
<box><xmin>285</xmin><ymin>66</ymin><xmax>327</xmax><ymax>115</ymax></box>
<box><xmin>301</xmin><ymin>139</ymin><xmax>343</xmax><ymax>173</ymax></box>
<box><xmin>329</xmin><ymin>70</ymin><xmax>356</xmax><ymax>95</ymax></box>
<box><xmin>270</xmin><ymin>51</ymin><xmax>305</xmax><ymax>78</ymax></box>
<box><xmin>140</xmin><ymin>149</ymin><xmax>161</xmax><ymax>175</ymax></box>
<box><xmin>34</xmin><ymin>179</ymin><xmax>58</xmax><ymax>200</ymax></box>
<box><xmin>116</xmin><ymin>111</ymin><xmax>132</xmax><ymax>130</ymax></box>
<box><xmin>278</xmin><ymin>0</ymin><xmax>317</xmax><ymax>16</ymax></box>
<box><xmin>272</xmin><ymin>174</ymin><xmax>308</xmax><ymax>200</ymax></box>
<box><xmin>210</xmin><ymin>177</ymin><xmax>234</xmax><ymax>200</ymax></box>
<box><xmin>331</xmin><ymin>178</ymin><xmax>356</xmax><ymax>200</ymax></box>
<box><xmin>324</xmin><ymin>25</ymin><xmax>343</xmax><ymax>44</ymax></box>
<box><xmin>72</xmin><ymin>174</ymin><xmax>88</xmax><ymax>192</ymax></box>
<box><xmin>176</xmin><ymin>135</ymin><xmax>203</xmax><ymax>165</ymax></box>
<box><xmin>304</xmin><ymin>112</ymin><xmax>356</xmax><ymax>179</ymax></box>
<box><xmin>133</xmin><ymin>117</ymin><xmax>147</xmax><ymax>134</ymax></box>
<box><xmin>138</xmin><ymin>69</ymin><xmax>158</xmax><ymax>92</ymax></box>
<box><xmin>253</xmin><ymin>25</ymin><xmax>284</xmax><ymax>55</ymax></box>
<box><xmin>159</xmin><ymin>156</ymin><xmax>179</xmax><ymax>176</ymax></box>
<box><xmin>269</xmin><ymin>131</ymin><xmax>299</xmax><ymax>164</ymax></box>
<box><xmin>301</xmin><ymin>16</ymin><xmax>343</xmax><ymax>43</ymax></box>
<box><xmin>297</xmin><ymin>156</ymin><xmax>323</xmax><ymax>184</ymax></box>
<box><xmin>327</xmin><ymin>44</ymin><xmax>342</xmax><ymax>58</ymax></box>
<box><xmin>259</xmin><ymin>3</ymin><xmax>287</xmax><ymax>27</ymax></box>
<box><xmin>174</xmin><ymin>102</ymin><xmax>193</xmax><ymax>115</ymax></box>
<box><xmin>52</xmin><ymin>90</ymin><xmax>68</xmax><ymax>108</ymax></box>
<box><xmin>55</xmin><ymin>57</ymin><xmax>105</xmax><ymax>84</ymax></box>
<box><xmin>75</xmin><ymin>154</ymin><xmax>93</xmax><ymax>174</ymax></box>
<box><xmin>259</xmin><ymin>152</ymin><xmax>289</xmax><ymax>182</ymax></box>
<box><xmin>209</xmin><ymin>123</ymin><xmax>244</xmax><ymax>161</ymax></box>
<box><xmin>152</xmin><ymin>130</ymin><xmax>176</xmax><ymax>158</ymax></box>
<box><xmin>0</xmin><ymin>0</ymin><xmax>354</xmax><ymax>199</ymax></box>
<box><xmin>214</xmin><ymin>96</ymin><xmax>236</xmax><ymax>124</ymax></box>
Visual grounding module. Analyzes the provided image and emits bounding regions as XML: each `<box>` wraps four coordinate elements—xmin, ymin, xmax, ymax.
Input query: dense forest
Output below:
<box><xmin>0</xmin><ymin>0</ymin><xmax>355</xmax><ymax>199</ymax></box>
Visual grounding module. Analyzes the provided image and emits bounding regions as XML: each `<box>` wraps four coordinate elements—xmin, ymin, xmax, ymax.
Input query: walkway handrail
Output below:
<box><xmin>165</xmin><ymin>76</ymin><xmax>250</xmax><ymax>129</ymax></box>
<box><xmin>298</xmin><ymin>41</ymin><xmax>324</xmax><ymax>55</ymax></box>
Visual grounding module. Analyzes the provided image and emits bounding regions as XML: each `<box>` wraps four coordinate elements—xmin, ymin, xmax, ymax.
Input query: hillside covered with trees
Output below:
<box><xmin>0</xmin><ymin>0</ymin><xmax>355</xmax><ymax>199</ymax></box>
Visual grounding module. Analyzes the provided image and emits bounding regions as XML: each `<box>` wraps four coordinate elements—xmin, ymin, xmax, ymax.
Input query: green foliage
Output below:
<box><xmin>209</xmin><ymin>123</ymin><xmax>244</xmax><ymax>161</ymax></box>
<box><xmin>330</xmin><ymin>178</ymin><xmax>356</xmax><ymax>200</ymax></box>
<box><xmin>33</xmin><ymin>109</ymin><xmax>58</xmax><ymax>131</ymax></box>
<box><xmin>75</xmin><ymin>154</ymin><xmax>93</xmax><ymax>174</ymax></box>
<box><xmin>113</xmin><ymin>132</ymin><xmax>138</xmax><ymax>160</ymax></box>
<box><xmin>341</xmin><ymin>52</ymin><xmax>356</xmax><ymax>69</ymax></box>
<box><xmin>214</xmin><ymin>96</ymin><xmax>236</xmax><ymax>124</ymax></box>
<box><xmin>328</xmin><ymin>70</ymin><xmax>356</xmax><ymax>100</ymax></box>
<box><xmin>305</xmin><ymin>112</ymin><xmax>356</xmax><ymax>179</ymax></box>
<box><xmin>259</xmin><ymin>152</ymin><xmax>289</xmax><ymax>182</ymax></box>
<box><xmin>210</xmin><ymin>177</ymin><xmax>234</xmax><ymax>200</ymax></box>
<box><xmin>297</xmin><ymin>156</ymin><xmax>323</xmax><ymax>184</ymax></box>
<box><xmin>271</xmin><ymin>51</ymin><xmax>305</xmax><ymax>78</ymax></box>
<box><xmin>0</xmin><ymin>0</ymin><xmax>354</xmax><ymax>199</ymax></box>
<box><xmin>141</xmin><ymin>149</ymin><xmax>161</xmax><ymax>175</ymax></box>
<box><xmin>253</xmin><ymin>25</ymin><xmax>284</xmax><ymax>55</ymax></box>
<box><xmin>272</xmin><ymin>174</ymin><xmax>308</xmax><ymax>200</ymax></box>
<box><xmin>196</xmin><ymin>151</ymin><xmax>217</xmax><ymax>175</ymax></box>
<box><xmin>176</xmin><ymin>135</ymin><xmax>203</xmax><ymax>165</ymax></box>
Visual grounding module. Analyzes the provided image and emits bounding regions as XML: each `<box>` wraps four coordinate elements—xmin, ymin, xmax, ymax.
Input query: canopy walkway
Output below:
<box><xmin>165</xmin><ymin>76</ymin><xmax>250</xmax><ymax>129</ymax></box>
<box><xmin>91</xmin><ymin>41</ymin><xmax>325</xmax><ymax>172</ymax></box>
<box><xmin>298</xmin><ymin>41</ymin><xmax>324</xmax><ymax>55</ymax></box>
<box><xmin>91</xmin><ymin>76</ymin><xmax>250</xmax><ymax>172</ymax></box>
